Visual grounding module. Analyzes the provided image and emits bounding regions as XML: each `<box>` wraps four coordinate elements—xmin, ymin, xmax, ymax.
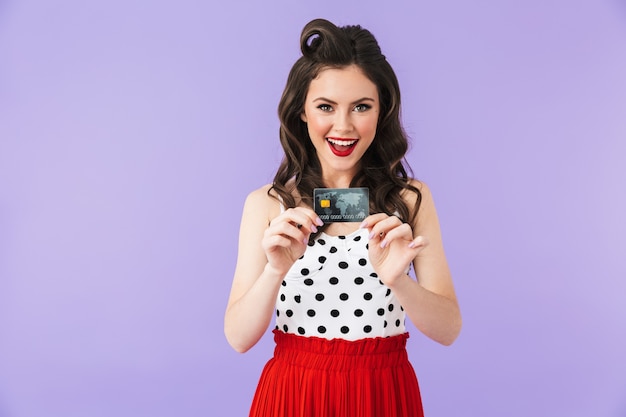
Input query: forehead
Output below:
<box><xmin>306</xmin><ymin>65</ymin><xmax>378</xmax><ymax>100</ymax></box>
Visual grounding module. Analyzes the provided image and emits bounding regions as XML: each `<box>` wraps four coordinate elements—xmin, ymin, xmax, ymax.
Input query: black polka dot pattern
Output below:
<box><xmin>275</xmin><ymin>228</ymin><xmax>407</xmax><ymax>340</ymax></box>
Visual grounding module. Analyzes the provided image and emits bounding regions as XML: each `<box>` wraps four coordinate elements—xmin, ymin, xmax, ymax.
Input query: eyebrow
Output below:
<box><xmin>312</xmin><ymin>97</ymin><xmax>376</xmax><ymax>104</ymax></box>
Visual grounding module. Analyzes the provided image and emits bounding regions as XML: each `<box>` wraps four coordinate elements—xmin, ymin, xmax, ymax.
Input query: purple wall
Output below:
<box><xmin>1</xmin><ymin>1</ymin><xmax>625</xmax><ymax>416</ymax></box>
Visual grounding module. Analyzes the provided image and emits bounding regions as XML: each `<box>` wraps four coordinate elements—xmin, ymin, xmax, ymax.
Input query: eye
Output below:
<box><xmin>317</xmin><ymin>104</ymin><xmax>333</xmax><ymax>112</ymax></box>
<box><xmin>354</xmin><ymin>103</ymin><xmax>372</xmax><ymax>112</ymax></box>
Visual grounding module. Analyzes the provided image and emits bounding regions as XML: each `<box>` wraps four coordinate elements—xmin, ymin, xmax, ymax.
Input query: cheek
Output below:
<box><xmin>357</xmin><ymin>117</ymin><xmax>378</xmax><ymax>137</ymax></box>
<box><xmin>307</xmin><ymin>117</ymin><xmax>331</xmax><ymax>137</ymax></box>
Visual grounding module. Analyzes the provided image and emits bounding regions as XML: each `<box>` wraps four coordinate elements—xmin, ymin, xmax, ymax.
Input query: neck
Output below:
<box><xmin>322</xmin><ymin>170</ymin><xmax>356</xmax><ymax>189</ymax></box>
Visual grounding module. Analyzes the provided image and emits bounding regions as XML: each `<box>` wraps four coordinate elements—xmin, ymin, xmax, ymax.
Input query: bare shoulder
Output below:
<box><xmin>243</xmin><ymin>184</ymin><xmax>282</xmax><ymax>224</ymax></box>
<box><xmin>245</xmin><ymin>183</ymin><xmax>275</xmax><ymax>205</ymax></box>
<box><xmin>414</xmin><ymin>179</ymin><xmax>436</xmax><ymax>203</ymax></box>
<box><xmin>406</xmin><ymin>178</ymin><xmax>432</xmax><ymax>196</ymax></box>
<box><xmin>401</xmin><ymin>178</ymin><xmax>433</xmax><ymax>210</ymax></box>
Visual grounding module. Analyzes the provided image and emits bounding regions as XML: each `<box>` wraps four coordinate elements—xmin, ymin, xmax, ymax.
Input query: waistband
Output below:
<box><xmin>272</xmin><ymin>329</ymin><xmax>410</xmax><ymax>371</ymax></box>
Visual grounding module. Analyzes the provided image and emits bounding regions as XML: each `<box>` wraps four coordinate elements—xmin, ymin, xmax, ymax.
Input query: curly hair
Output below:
<box><xmin>270</xmin><ymin>18</ymin><xmax>421</xmax><ymax>231</ymax></box>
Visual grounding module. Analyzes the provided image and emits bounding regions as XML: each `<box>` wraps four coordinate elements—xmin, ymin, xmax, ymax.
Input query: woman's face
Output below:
<box><xmin>301</xmin><ymin>65</ymin><xmax>379</xmax><ymax>181</ymax></box>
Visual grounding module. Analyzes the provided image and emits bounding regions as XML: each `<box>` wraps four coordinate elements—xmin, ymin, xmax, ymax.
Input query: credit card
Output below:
<box><xmin>313</xmin><ymin>188</ymin><xmax>369</xmax><ymax>223</ymax></box>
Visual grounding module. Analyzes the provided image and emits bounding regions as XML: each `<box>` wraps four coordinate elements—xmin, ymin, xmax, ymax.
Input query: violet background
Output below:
<box><xmin>1</xmin><ymin>0</ymin><xmax>625</xmax><ymax>416</ymax></box>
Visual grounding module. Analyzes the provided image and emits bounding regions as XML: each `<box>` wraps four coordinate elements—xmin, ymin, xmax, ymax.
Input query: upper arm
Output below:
<box><xmin>226</xmin><ymin>185</ymin><xmax>278</xmax><ymax>309</ymax></box>
<box><xmin>409</xmin><ymin>181</ymin><xmax>458</xmax><ymax>301</ymax></box>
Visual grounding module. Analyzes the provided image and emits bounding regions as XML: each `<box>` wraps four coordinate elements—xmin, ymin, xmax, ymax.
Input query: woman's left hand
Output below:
<box><xmin>360</xmin><ymin>213</ymin><xmax>428</xmax><ymax>287</ymax></box>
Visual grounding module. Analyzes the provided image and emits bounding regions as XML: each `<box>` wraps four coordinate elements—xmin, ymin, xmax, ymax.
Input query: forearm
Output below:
<box><xmin>224</xmin><ymin>264</ymin><xmax>284</xmax><ymax>353</ymax></box>
<box><xmin>388</xmin><ymin>274</ymin><xmax>462</xmax><ymax>346</ymax></box>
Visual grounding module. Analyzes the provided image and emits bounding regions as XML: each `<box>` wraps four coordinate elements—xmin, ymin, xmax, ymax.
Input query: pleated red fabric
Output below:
<box><xmin>249</xmin><ymin>329</ymin><xmax>423</xmax><ymax>417</ymax></box>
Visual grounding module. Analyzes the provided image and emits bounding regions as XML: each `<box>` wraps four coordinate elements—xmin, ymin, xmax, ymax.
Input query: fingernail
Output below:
<box><xmin>303</xmin><ymin>238</ymin><xmax>309</xmax><ymax>245</ymax></box>
<box><xmin>310</xmin><ymin>225</ymin><xmax>318</xmax><ymax>233</ymax></box>
<box><xmin>368</xmin><ymin>231</ymin><xmax>375</xmax><ymax>240</ymax></box>
<box><xmin>408</xmin><ymin>241</ymin><xmax>416</xmax><ymax>248</ymax></box>
<box><xmin>360</xmin><ymin>221</ymin><xmax>368</xmax><ymax>229</ymax></box>
<box><xmin>380</xmin><ymin>240</ymin><xmax>388</xmax><ymax>248</ymax></box>
<box><xmin>315</xmin><ymin>217</ymin><xmax>324</xmax><ymax>226</ymax></box>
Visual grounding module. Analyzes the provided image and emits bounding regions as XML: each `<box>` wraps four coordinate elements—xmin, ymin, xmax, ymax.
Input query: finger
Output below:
<box><xmin>266</xmin><ymin>220</ymin><xmax>310</xmax><ymax>245</ymax></box>
<box><xmin>269</xmin><ymin>211</ymin><xmax>314</xmax><ymax>235</ymax></box>
<box><xmin>378</xmin><ymin>223</ymin><xmax>411</xmax><ymax>248</ymax></box>
<box><xmin>294</xmin><ymin>207</ymin><xmax>324</xmax><ymax>227</ymax></box>
<box><xmin>367</xmin><ymin>215</ymin><xmax>403</xmax><ymax>240</ymax></box>
<box><xmin>263</xmin><ymin>234</ymin><xmax>294</xmax><ymax>250</ymax></box>
<box><xmin>408</xmin><ymin>235</ymin><xmax>429</xmax><ymax>250</ymax></box>
<box><xmin>262</xmin><ymin>235</ymin><xmax>307</xmax><ymax>259</ymax></box>
<box><xmin>284</xmin><ymin>208</ymin><xmax>323</xmax><ymax>233</ymax></box>
<box><xmin>379</xmin><ymin>223</ymin><xmax>413</xmax><ymax>248</ymax></box>
<box><xmin>360</xmin><ymin>213</ymin><xmax>388</xmax><ymax>229</ymax></box>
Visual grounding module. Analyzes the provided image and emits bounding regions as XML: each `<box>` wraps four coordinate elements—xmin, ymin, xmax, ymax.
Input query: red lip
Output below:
<box><xmin>327</xmin><ymin>138</ymin><xmax>358</xmax><ymax>157</ymax></box>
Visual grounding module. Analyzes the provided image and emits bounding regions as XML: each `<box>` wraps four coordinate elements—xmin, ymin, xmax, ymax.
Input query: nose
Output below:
<box><xmin>333</xmin><ymin>111</ymin><xmax>354</xmax><ymax>135</ymax></box>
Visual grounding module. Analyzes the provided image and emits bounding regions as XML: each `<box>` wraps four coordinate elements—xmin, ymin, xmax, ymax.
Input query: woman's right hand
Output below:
<box><xmin>262</xmin><ymin>207</ymin><xmax>324</xmax><ymax>276</ymax></box>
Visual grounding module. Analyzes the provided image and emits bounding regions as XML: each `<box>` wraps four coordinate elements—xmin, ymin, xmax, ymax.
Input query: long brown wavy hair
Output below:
<box><xmin>270</xmin><ymin>18</ymin><xmax>421</xmax><ymax>232</ymax></box>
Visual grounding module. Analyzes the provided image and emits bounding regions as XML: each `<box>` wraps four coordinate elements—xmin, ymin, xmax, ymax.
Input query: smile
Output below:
<box><xmin>326</xmin><ymin>137</ymin><xmax>359</xmax><ymax>157</ymax></box>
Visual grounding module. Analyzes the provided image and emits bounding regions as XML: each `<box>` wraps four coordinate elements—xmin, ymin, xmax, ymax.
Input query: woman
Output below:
<box><xmin>225</xmin><ymin>18</ymin><xmax>461</xmax><ymax>417</ymax></box>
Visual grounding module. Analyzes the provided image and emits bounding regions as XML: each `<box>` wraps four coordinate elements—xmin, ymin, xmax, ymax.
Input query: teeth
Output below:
<box><xmin>327</xmin><ymin>138</ymin><xmax>357</xmax><ymax>146</ymax></box>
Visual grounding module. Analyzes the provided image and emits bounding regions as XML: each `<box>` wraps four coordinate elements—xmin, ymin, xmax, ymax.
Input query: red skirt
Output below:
<box><xmin>249</xmin><ymin>329</ymin><xmax>424</xmax><ymax>417</ymax></box>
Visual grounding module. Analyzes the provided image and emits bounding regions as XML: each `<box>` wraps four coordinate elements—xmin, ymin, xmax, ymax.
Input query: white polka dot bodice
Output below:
<box><xmin>276</xmin><ymin>228</ymin><xmax>406</xmax><ymax>340</ymax></box>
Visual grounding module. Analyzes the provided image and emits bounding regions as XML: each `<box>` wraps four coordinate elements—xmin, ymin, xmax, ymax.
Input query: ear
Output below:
<box><xmin>300</xmin><ymin>112</ymin><xmax>307</xmax><ymax>123</ymax></box>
